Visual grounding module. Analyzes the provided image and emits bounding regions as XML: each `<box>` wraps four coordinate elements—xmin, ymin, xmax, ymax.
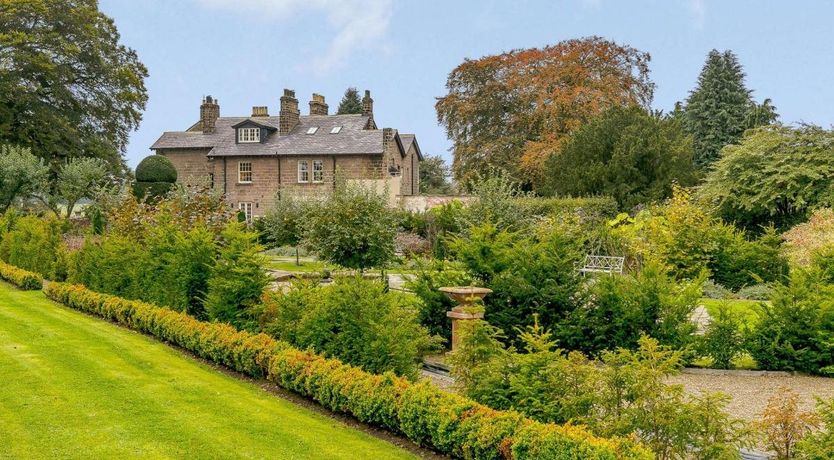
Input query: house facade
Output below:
<box><xmin>150</xmin><ymin>89</ymin><xmax>422</xmax><ymax>218</ymax></box>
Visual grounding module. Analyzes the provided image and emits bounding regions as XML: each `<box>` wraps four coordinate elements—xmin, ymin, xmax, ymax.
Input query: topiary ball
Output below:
<box><xmin>135</xmin><ymin>155</ymin><xmax>177</xmax><ymax>183</ymax></box>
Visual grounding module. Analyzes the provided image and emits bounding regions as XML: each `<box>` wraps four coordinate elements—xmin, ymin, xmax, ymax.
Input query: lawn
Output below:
<box><xmin>0</xmin><ymin>283</ymin><xmax>416</xmax><ymax>460</ymax></box>
<box><xmin>699</xmin><ymin>297</ymin><xmax>766</xmax><ymax>327</ymax></box>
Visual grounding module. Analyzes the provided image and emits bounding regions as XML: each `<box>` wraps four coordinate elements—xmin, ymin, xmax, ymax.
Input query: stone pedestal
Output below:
<box><xmin>439</xmin><ymin>286</ymin><xmax>492</xmax><ymax>351</ymax></box>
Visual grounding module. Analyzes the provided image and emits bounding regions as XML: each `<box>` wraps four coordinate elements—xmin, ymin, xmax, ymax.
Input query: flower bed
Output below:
<box><xmin>43</xmin><ymin>282</ymin><xmax>651</xmax><ymax>460</ymax></box>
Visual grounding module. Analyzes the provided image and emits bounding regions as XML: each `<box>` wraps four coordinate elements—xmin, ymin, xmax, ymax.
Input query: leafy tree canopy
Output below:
<box><xmin>0</xmin><ymin>0</ymin><xmax>148</xmax><ymax>173</ymax></box>
<box><xmin>0</xmin><ymin>144</ymin><xmax>49</xmax><ymax>212</ymax></box>
<box><xmin>419</xmin><ymin>154</ymin><xmax>453</xmax><ymax>194</ymax></box>
<box><xmin>680</xmin><ymin>49</ymin><xmax>777</xmax><ymax>168</ymax></box>
<box><xmin>336</xmin><ymin>87</ymin><xmax>363</xmax><ymax>115</ymax></box>
<box><xmin>540</xmin><ymin>106</ymin><xmax>696</xmax><ymax>210</ymax></box>
<box><xmin>436</xmin><ymin>36</ymin><xmax>655</xmax><ymax>189</ymax></box>
<box><xmin>56</xmin><ymin>157</ymin><xmax>107</xmax><ymax>218</ymax></box>
<box><xmin>302</xmin><ymin>184</ymin><xmax>397</xmax><ymax>271</ymax></box>
<box><xmin>697</xmin><ymin>124</ymin><xmax>834</xmax><ymax>231</ymax></box>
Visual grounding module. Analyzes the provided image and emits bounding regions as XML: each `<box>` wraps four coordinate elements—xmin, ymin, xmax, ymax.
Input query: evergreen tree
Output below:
<box><xmin>336</xmin><ymin>87</ymin><xmax>363</xmax><ymax>114</ymax></box>
<box><xmin>682</xmin><ymin>50</ymin><xmax>774</xmax><ymax>168</ymax></box>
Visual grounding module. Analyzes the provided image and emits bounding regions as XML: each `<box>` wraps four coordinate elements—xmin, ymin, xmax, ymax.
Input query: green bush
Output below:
<box><xmin>0</xmin><ymin>215</ymin><xmax>65</xmax><ymax>280</ymax></box>
<box><xmin>135</xmin><ymin>155</ymin><xmax>177</xmax><ymax>183</ymax></box>
<box><xmin>746</xmin><ymin>271</ymin><xmax>834</xmax><ymax>374</ymax></box>
<box><xmin>69</xmin><ymin>234</ymin><xmax>149</xmax><ymax>300</ymax></box>
<box><xmin>43</xmin><ymin>281</ymin><xmax>650</xmax><ymax>459</ymax></box>
<box><xmin>514</xmin><ymin>196</ymin><xmax>619</xmax><ymax>223</ymax></box>
<box><xmin>560</xmin><ymin>261</ymin><xmax>702</xmax><ymax>354</ymax></box>
<box><xmin>796</xmin><ymin>397</ymin><xmax>834</xmax><ymax>459</ymax></box>
<box><xmin>133</xmin><ymin>155</ymin><xmax>178</xmax><ymax>201</ymax></box>
<box><xmin>0</xmin><ymin>261</ymin><xmax>43</xmax><ymax>290</ymax></box>
<box><xmin>451</xmin><ymin>221</ymin><xmax>584</xmax><ymax>345</ymax></box>
<box><xmin>710</xmin><ymin>227</ymin><xmax>788</xmax><ymax>291</ymax></box>
<box><xmin>261</xmin><ymin>277</ymin><xmax>440</xmax><ymax>379</ymax></box>
<box><xmin>204</xmin><ymin>223</ymin><xmax>269</xmax><ymax>329</ymax></box>
<box><xmin>302</xmin><ymin>184</ymin><xmax>397</xmax><ymax>271</ymax></box>
<box><xmin>405</xmin><ymin>258</ymin><xmax>473</xmax><ymax>344</ymax></box>
<box><xmin>698</xmin><ymin>304</ymin><xmax>743</xmax><ymax>369</ymax></box>
<box><xmin>735</xmin><ymin>283</ymin><xmax>774</xmax><ymax>301</ymax></box>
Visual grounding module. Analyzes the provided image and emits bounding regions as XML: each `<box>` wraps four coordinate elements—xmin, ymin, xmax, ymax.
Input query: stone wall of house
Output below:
<box><xmin>157</xmin><ymin>149</ymin><xmax>215</xmax><ymax>186</ymax></box>
<box><xmin>400</xmin><ymin>143</ymin><xmax>420</xmax><ymax>196</ymax></box>
<box><xmin>400</xmin><ymin>194</ymin><xmax>475</xmax><ymax>213</ymax></box>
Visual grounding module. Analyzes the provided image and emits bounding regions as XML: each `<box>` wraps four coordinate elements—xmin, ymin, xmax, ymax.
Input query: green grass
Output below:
<box><xmin>0</xmin><ymin>283</ymin><xmax>416</xmax><ymax>460</ymax></box>
<box><xmin>699</xmin><ymin>297</ymin><xmax>765</xmax><ymax>327</ymax></box>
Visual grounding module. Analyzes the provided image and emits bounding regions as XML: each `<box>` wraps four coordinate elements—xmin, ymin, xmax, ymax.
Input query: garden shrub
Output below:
<box><xmin>514</xmin><ymin>196</ymin><xmax>619</xmax><ymax>223</ymax></box>
<box><xmin>42</xmin><ymin>281</ymin><xmax>649</xmax><ymax>459</ymax></box>
<box><xmin>261</xmin><ymin>277</ymin><xmax>440</xmax><ymax>379</ymax></box>
<box><xmin>0</xmin><ymin>215</ymin><xmax>65</xmax><ymax>279</ymax></box>
<box><xmin>710</xmin><ymin>227</ymin><xmax>788</xmax><ymax>291</ymax></box>
<box><xmin>735</xmin><ymin>283</ymin><xmax>774</xmax><ymax>301</ymax></box>
<box><xmin>796</xmin><ymin>397</ymin><xmax>834</xmax><ymax>459</ymax></box>
<box><xmin>425</xmin><ymin>200</ymin><xmax>465</xmax><ymax>259</ymax></box>
<box><xmin>559</xmin><ymin>261</ymin><xmax>702</xmax><ymax>354</ymax></box>
<box><xmin>69</xmin><ymin>234</ymin><xmax>149</xmax><ymax>300</ymax></box>
<box><xmin>205</xmin><ymin>223</ymin><xmax>269</xmax><ymax>329</ymax></box>
<box><xmin>702</xmin><ymin>280</ymin><xmax>733</xmax><ymax>299</ymax></box>
<box><xmin>405</xmin><ymin>258</ymin><xmax>473</xmax><ymax>344</ymax></box>
<box><xmin>0</xmin><ymin>261</ymin><xmax>43</xmax><ymax>290</ymax></box>
<box><xmin>746</xmin><ymin>271</ymin><xmax>834</xmax><ymax>374</ymax></box>
<box><xmin>698</xmin><ymin>304</ymin><xmax>744</xmax><ymax>369</ymax></box>
<box><xmin>302</xmin><ymin>184</ymin><xmax>397</xmax><ymax>271</ymax></box>
<box><xmin>133</xmin><ymin>155</ymin><xmax>177</xmax><ymax>201</ymax></box>
<box><xmin>451</xmin><ymin>220</ymin><xmax>584</xmax><ymax>345</ymax></box>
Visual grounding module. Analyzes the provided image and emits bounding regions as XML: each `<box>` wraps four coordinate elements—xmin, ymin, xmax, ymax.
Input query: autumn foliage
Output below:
<box><xmin>436</xmin><ymin>36</ymin><xmax>654</xmax><ymax>188</ymax></box>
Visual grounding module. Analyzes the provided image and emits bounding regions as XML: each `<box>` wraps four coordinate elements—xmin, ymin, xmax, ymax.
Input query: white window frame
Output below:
<box><xmin>312</xmin><ymin>160</ymin><xmax>324</xmax><ymax>183</ymax></box>
<box><xmin>306</xmin><ymin>127</ymin><xmax>318</xmax><ymax>135</ymax></box>
<box><xmin>238</xmin><ymin>127</ymin><xmax>260</xmax><ymax>143</ymax></box>
<box><xmin>297</xmin><ymin>160</ymin><xmax>309</xmax><ymax>183</ymax></box>
<box><xmin>238</xmin><ymin>202</ymin><xmax>253</xmax><ymax>222</ymax></box>
<box><xmin>330</xmin><ymin>126</ymin><xmax>342</xmax><ymax>134</ymax></box>
<box><xmin>238</xmin><ymin>161</ymin><xmax>252</xmax><ymax>183</ymax></box>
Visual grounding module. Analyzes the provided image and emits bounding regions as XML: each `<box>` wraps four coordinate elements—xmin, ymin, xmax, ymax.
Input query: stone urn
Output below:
<box><xmin>439</xmin><ymin>286</ymin><xmax>492</xmax><ymax>351</ymax></box>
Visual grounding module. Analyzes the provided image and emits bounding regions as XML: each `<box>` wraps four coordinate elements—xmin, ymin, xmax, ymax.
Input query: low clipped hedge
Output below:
<box><xmin>43</xmin><ymin>282</ymin><xmax>652</xmax><ymax>460</ymax></box>
<box><xmin>0</xmin><ymin>261</ymin><xmax>43</xmax><ymax>290</ymax></box>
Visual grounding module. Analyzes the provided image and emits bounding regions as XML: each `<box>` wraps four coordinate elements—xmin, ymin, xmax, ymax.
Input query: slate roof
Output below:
<box><xmin>398</xmin><ymin>134</ymin><xmax>424</xmax><ymax>160</ymax></box>
<box><xmin>150</xmin><ymin>114</ymin><xmax>389</xmax><ymax>157</ymax></box>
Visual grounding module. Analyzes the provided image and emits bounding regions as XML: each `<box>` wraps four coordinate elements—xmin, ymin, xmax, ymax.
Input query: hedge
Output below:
<box><xmin>515</xmin><ymin>196</ymin><xmax>619</xmax><ymax>223</ymax></box>
<box><xmin>0</xmin><ymin>261</ymin><xmax>43</xmax><ymax>290</ymax></box>
<box><xmin>43</xmin><ymin>282</ymin><xmax>652</xmax><ymax>460</ymax></box>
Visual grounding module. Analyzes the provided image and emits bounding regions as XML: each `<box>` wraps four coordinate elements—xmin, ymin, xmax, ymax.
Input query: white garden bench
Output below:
<box><xmin>577</xmin><ymin>255</ymin><xmax>625</xmax><ymax>276</ymax></box>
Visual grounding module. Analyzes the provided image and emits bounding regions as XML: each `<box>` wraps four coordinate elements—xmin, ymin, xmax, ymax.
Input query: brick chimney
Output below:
<box><xmin>362</xmin><ymin>90</ymin><xmax>373</xmax><ymax>117</ymax></box>
<box><xmin>279</xmin><ymin>89</ymin><xmax>300</xmax><ymax>135</ymax></box>
<box><xmin>200</xmin><ymin>95</ymin><xmax>220</xmax><ymax>134</ymax></box>
<box><xmin>309</xmin><ymin>93</ymin><xmax>329</xmax><ymax>115</ymax></box>
<box><xmin>251</xmin><ymin>106</ymin><xmax>269</xmax><ymax>117</ymax></box>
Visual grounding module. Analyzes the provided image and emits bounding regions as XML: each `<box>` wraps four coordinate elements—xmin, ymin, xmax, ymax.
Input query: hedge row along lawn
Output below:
<box><xmin>0</xmin><ymin>283</ymin><xmax>417</xmax><ymax>460</ymax></box>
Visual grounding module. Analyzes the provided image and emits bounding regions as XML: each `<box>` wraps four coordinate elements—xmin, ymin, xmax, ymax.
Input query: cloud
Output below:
<box><xmin>195</xmin><ymin>0</ymin><xmax>392</xmax><ymax>74</ymax></box>
<box><xmin>689</xmin><ymin>0</ymin><xmax>706</xmax><ymax>29</ymax></box>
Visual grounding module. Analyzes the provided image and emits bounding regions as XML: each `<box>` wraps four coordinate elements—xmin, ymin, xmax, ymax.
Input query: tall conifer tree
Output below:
<box><xmin>336</xmin><ymin>87</ymin><xmax>363</xmax><ymax>114</ymax></box>
<box><xmin>682</xmin><ymin>50</ymin><xmax>777</xmax><ymax>168</ymax></box>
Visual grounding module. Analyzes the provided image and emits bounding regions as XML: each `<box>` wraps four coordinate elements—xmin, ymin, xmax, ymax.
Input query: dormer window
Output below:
<box><xmin>306</xmin><ymin>127</ymin><xmax>318</xmax><ymax>135</ymax></box>
<box><xmin>330</xmin><ymin>126</ymin><xmax>342</xmax><ymax>134</ymax></box>
<box><xmin>238</xmin><ymin>127</ymin><xmax>260</xmax><ymax>143</ymax></box>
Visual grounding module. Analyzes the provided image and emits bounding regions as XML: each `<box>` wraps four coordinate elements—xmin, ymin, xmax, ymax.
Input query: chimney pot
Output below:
<box><xmin>200</xmin><ymin>94</ymin><xmax>220</xmax><ymax>134</ymax></box>
<box><xmin>362</xmin><ymin>90</ymin><xmax>374</xmax><ymax>118</ymax></box>
<box><xmin>251</xmin><ymin>106</ymin><xmax>269</xmax><ymax>117</ymax></box>
<box><xmin>309</xmin><ymin>93</ymin><xmax>329</xmax><ymax>116</ymax></box>
<box><xmin>279</xmin><ymin>88</ymin><xmax>300</xmax><ymax>135</ymax></box>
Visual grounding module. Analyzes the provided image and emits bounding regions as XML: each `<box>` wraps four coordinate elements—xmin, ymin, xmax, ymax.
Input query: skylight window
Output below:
<box><xmin>306</xmin><ymin>127</ymin><xmax>318</xmax><ymax>135</ymax></box>
<box><xmin>330</xmin><ymin>126</ymin><xmax>342</xmax><ymax>134</ymax></box>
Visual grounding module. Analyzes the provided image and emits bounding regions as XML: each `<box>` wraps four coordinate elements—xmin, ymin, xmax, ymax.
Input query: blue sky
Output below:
<box><xmin>99</xmin><ymin>0</ymin><xmax>834</xmax><ymax>168</ymax></box>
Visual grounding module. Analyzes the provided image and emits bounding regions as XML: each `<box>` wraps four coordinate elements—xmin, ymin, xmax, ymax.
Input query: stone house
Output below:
<box><xmin>150</xmin><ymin>89</ymin><xmax>423</xmax><ymax>219</ymax></box>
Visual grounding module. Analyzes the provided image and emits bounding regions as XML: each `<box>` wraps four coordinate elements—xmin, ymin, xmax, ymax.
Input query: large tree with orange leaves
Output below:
<box><xmin>436</xmin><ymin>37</ymin><xmax>654</xmax><ymax>190</ymax></box>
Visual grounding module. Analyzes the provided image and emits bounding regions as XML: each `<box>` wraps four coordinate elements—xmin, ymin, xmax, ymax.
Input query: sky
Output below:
<box><xmin>98</xmin><ymin>0</ymin><xmax>834</xmax><ymax>169</ymax></box>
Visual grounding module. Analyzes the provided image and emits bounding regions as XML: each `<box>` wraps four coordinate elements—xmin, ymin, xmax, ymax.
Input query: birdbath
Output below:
<box><xmin>439</xmin><ymin>286</ymin><xmax>492</xmax><ymax>351</ymax></box>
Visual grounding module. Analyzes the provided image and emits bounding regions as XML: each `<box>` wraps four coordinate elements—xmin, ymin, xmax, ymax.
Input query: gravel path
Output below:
<box><xmin>667</xmin><ymin>370</ymin><xmax>834</xmax><ymax>420</ymax></box>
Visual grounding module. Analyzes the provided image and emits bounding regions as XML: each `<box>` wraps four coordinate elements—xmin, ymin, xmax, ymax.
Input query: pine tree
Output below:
<box><xmin>336</xmin><ymin>87</ymin><xmax>363</xmax><ymax>114</ymax></box>
<box><xmin>682</xmin><ymin>50</ymin><xmax>770</xmax><ymax>168</ymax></box>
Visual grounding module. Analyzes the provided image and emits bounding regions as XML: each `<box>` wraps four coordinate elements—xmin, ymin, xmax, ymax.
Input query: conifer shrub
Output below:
<box><xmin>0</xmin><ymin>261</ymin><xmax>43</xmax><ymax>290</ymax></box>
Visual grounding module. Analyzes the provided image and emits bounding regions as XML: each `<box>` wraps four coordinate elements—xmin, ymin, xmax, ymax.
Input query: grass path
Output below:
<box><xmin>0</xmin><ymin>284</ymin><xmax>416</xmax><ymax>460</ymax></box>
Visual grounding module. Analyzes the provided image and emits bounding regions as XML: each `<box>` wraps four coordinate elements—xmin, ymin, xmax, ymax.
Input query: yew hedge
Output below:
<box><xmin>43</xmin><ymin>282</ymin><xmax>652</xmax><ymax>460</ymax></box>
<box><xmin>0</xmin><ymin>261</ymin><xmax>43</xmax><ymax>290</ymax></box>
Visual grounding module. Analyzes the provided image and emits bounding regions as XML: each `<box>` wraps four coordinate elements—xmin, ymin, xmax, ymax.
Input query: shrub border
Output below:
<box><xmin>42</xmin><ymin>282</ymin><xmax>652</xmax><ymax>460</ymax></box>
<box><xmin>0</xmin><ymin>261</ymin><xmax>43</xmax><ymax>290</ymax></box>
